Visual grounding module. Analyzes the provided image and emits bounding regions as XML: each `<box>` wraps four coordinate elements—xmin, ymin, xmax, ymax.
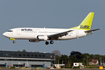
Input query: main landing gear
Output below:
<box><xmin>45</xmin><ymin>41</ymin><xmax>49</xmax><ymax>45</ymax></box>
<box><xmin>50</xmin><ymin>40</ymin><xmax>54</xmax><ymax>44</ymax></box>
<box><xmin>45</xmin><ymin>40</ymin><xmax>54</xmax><ymax>45</ymax></box>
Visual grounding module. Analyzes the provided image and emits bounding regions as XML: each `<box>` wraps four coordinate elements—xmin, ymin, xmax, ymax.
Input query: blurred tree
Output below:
<box><xmin>22</xmin><ymin>49</ymin><xmax>27</xmax><ymax>52</ymax></box>
<box><xmin>37</xmin><ymin>51</ymin><xmax>39</xmax><ymax>53</ymax></box>
<box><xmin>52</xmin><ymin>50</ymin><xmax>61</xmax><ymax>56</ymax></box>
<box><xmin>59</xmin><ymin>55</ymin><xmax>70</xmax><ymax>67</ymax></box>
<box><xmin>17</xmin><ymin>50</ymin><xmax>21</xmax><ymax>52</ymax></box>
<box><xmin>52</xmin><ymin>50</ymin><xmax>61</xmax><ymax>64</ymax></box>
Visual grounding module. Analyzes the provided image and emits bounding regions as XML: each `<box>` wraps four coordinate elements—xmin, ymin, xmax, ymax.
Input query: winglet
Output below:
<box><xmin>70</xmin><ymin>12</ymin><xmax>94</xmax><ymax>30</ymax></box>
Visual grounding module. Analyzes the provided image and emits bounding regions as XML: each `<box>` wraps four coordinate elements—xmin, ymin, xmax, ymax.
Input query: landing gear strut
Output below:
<box><xmin>13</xmin><ymin>40</ymin><xmax>16</xmax><ymax>43</ymax></box>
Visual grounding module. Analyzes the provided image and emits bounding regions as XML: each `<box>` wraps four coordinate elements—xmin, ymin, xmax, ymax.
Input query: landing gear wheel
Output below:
<box><xmin>13</xmin><ymin>40</ymin><xmax>16</xmax><ymax>43</ymax></box>
<box><xmin>45</xmin><ymin>41</ymin><xmax>49</xmax><ymax>45</ymax></box>
<box><xmin>50</xmin><ymin>40</ymin><xmax>54</xmax><ymax>44</ymax></box>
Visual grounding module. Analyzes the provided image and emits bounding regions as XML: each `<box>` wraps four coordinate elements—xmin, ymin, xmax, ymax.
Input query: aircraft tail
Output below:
<box><xmin>70</xmin><ymin>12</ymin><xmax>94</xmax><ymax>30</ymax></box>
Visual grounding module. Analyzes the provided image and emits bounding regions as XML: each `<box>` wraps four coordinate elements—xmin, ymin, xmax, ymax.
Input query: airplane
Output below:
<box><xmin>3</xmin><ymin>12</ymin><xmax>100</xmax><ymax>45</ymax></box>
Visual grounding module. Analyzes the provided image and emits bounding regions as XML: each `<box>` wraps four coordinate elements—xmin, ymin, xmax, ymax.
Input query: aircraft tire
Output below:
<box><xmin>45</xmin><ymin>41</ymin><xmax>49</xmax><ymax>45</ymax></box>
<box><xmin>13</xmin><ymin>40</ymin><xmax>15</xmax><ymax>43</ymax></box>
<box><xmin>50</xmin><ymin>40</ymin><xmax>54</xmax><ymax>44</ymax></box>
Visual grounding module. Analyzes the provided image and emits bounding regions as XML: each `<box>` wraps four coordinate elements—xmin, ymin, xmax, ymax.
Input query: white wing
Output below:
<box><xmin>48</xmin><ymin>30</ymin><xmax>73</xmax><ymax>40</ymax></box>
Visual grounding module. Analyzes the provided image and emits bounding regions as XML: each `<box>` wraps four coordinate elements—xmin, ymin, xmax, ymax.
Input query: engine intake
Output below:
<box><xmin>37</xmin><ymin>35</ymin><xmax>48</xmax><ymax>41</ymax></box>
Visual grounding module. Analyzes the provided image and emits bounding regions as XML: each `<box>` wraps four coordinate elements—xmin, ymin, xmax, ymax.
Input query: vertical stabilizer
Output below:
<box><xmin>70</xmin><ymin>12</ymin><xmax>94</xmax><ymax>30</ymax></box>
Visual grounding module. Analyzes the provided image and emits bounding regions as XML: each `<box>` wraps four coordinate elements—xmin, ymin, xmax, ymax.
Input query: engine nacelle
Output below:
<box><xmin>37</xmin><ymin>35</ymin><xmax>48</xmax><ymax>41</ymax></box>
<box><xmin>29</xmin><ymin>39</ymin><xmax>39</xmax><ymax>42</ymax></box>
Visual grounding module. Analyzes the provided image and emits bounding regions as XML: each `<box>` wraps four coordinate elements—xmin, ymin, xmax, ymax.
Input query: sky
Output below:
<box><xmin>0</xmin><ymin>0</ymin><xmax>105</xmax><ymax>56</ymax></box>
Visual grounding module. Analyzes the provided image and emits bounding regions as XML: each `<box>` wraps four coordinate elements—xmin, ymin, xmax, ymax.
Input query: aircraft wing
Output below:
<box><xmin>85</xmin><ymin>28</ymin><xmax>101</xmax><ymax>33</ymax></box>
<box><xmin>48</xmin><ymin>30</ymin><xmax>73</xmax><ymax>40</ymax></box>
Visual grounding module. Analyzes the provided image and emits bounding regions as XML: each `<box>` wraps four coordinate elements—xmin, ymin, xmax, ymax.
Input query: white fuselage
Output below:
<box><xmin>3</xmin><ymin>27</ymin><xmax>91</xmax><ymax>41</ymax></box>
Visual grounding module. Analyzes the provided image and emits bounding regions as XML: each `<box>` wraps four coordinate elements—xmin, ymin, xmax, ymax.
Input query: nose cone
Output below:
<box><xmin>3</xmin><ymin>32</ymin><xmax>8</xmax><ymax>37</ymax></box>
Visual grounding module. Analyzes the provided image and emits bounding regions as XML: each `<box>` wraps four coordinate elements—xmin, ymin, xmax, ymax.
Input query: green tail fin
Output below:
<box><xmin>70</xmin><ymin>12</ymin><xmax>94</xmax><ymax>30</ymax></box>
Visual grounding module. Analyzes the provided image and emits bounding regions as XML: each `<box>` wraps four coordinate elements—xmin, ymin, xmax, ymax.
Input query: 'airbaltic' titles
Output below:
<box><xmin>80</xmin><ymin>25</ymin><xmax>90</xmax><ymax>29</ymax></box>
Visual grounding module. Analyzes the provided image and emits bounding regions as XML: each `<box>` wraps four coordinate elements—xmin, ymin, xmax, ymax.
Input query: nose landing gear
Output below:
<box><xmin>9</xmin><ymin>38</ymin><xmax>16</xmax><ymax>44</ymax></box>
<box><xmin>13</xmin><ymin>40</ymin><xmax>16</xmax><ymax>43</ymax></box>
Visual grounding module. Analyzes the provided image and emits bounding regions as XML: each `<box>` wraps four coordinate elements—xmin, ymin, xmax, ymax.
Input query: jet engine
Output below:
<box><xmin>29</xmin><ymin>39</ymin><xmax>39</xmax><ymax>42</ymax></box>
<box><xmin>29</xmin><ymin>35</ymin><xmax>48</xmax><ymax>42</ymax></box>
<box><xmin>37</xmin><ymin>35</ymin><xmax>48</xmax><ymax>41</ymax></box>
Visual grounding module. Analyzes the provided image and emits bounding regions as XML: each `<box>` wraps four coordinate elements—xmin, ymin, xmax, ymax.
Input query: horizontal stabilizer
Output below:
<box><xmin>85</xmin><ymin>28</ymin><xmax>101</xmax><ymax>33</ymax></box>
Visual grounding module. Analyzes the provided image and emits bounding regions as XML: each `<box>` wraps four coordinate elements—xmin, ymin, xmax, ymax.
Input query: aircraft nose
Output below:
<box><xmin>3</xmin><ymin>32</ymin><xmax>7</xmax><ymax>37</ymax></box>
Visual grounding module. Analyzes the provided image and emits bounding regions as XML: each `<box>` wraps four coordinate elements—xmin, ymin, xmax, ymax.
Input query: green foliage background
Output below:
<box><xmin>55</xmin><ymin>53</ymin><xmax>104</xmax><ymax>67</ymax></box>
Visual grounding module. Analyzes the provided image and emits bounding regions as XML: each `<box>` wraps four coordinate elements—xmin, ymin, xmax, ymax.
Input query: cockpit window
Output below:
<box><xmin>7</xmin><ymin>30</ymin><xmax>13</xmax><ymax>32</ymax></box>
